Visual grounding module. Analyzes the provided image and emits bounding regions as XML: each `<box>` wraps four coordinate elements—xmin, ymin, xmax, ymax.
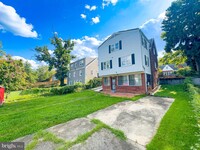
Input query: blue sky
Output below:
<box><xmin>0</xmin><ymin>0</ymin><xmax>174</xmax><ymax>68</ymax></box>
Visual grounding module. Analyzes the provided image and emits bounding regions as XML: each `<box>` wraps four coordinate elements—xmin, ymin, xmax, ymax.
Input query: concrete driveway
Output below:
<box><xmin>14</xmin><ymin>96</ymin><xmax>174</xmax><ymax>150</ymax></box>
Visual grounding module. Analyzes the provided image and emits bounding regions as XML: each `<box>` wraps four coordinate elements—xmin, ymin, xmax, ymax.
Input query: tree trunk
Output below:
<box><xmin>196</xmin><ymin>60</ymin><xmax>200</xmax><ymax>77</ymax></box>
<box><xmin>60</xmin><ymin>78</ymin><xmax>65</xmax><ymax>86</ymax></box>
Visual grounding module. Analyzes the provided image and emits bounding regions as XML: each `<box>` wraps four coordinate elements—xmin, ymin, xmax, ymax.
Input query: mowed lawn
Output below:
<box><xmin>147</xmin><ymin>85</ymin><xmax>199</xmax><ymax>150</ymax></box>
<box><xmin>0</xmin><ymin>90</ymin><xmax>128</xmax><ymax>142</ymax></box>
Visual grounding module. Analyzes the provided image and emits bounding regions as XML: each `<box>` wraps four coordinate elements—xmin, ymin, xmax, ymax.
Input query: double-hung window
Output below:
<box><xmin>103</xmin><ymin>77</ymin><xmax>110</xmax><ymax>86</ymax></box>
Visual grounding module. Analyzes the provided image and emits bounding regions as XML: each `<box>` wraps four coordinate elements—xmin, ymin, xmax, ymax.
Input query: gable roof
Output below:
<box><xmin>160</xmin><ymin>64</ymin><xmax>178</xmax><ymax>70</ymax></box>
<box><xmin>98</xmin><ymin>28</ymin><xmax>140</xmax><ymax>48</ymax></box>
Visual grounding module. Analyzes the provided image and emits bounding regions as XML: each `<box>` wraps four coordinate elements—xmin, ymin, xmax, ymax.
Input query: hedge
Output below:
<box><xmin>184</xmin><ymin>78</ymin><xmax>200</xmax><ymax>130</ymax></box>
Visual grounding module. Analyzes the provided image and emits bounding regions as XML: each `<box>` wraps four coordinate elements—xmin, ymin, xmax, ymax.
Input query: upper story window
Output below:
<box><xmin>79</xmin><ymin>70</ymin><xmax>82</xmax><ymax>76</ymax></box>
<box><xmin>69</xmin><ymin>73</ymin><xmax>71</xmax><ymax>78</ymax></box>
<box><xmin>119</xmin><ymin>54</ymin><xmax>135</xmax><ymax>67</ymax></box>
<box><xmin>101</xmin><ymin>60</ymin><xmax>112</xmax><ymax>70</ymax></box>
<box><xmin>73</xmin><ymin>72</ymin><xmax>76</xmax><ymax>77</ymax></box>
<box><xmin>79</xmin><ymin>60</ymin><xmax>84</xmax><ymax>66</ymax></box>
<box><xmin>121</xmin><ymin>55</ymin><xmax>131</xmax><ymax>67</ymax></box>
<box><xmin>145</xmin><ymin>55</ymin><xmax>149</xmax><ymax>67</ymax></box>
<box><xmin>109</xmin><ymin>40</ymin><xmax>122</xmax><ymax>53</ymax></box>
<box><xmin>141</xmin><ymin>36</ymin><xmax>148</xmax><ymax>49</ymax></box>
<box><xmin>91</xmin><ymin>70</ymin><xmax>94</xmax><ymax>75</ymax></box>
<box><xmin>70</xmin><ymin>64</ymin><xmax>74</xmax><ymax>68</ymax></box>
<box><xmin>75</xmin><ymin>63</ymin><xmax>77</xmax><ymax>68</ymax></box>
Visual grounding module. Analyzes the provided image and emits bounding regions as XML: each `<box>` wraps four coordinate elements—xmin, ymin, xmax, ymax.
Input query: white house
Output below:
<box><xmin>98</xmin><ymin>28</ymin><xmax>158</xmax><ymax>94</ymax></box>
<box><xmin>160</xmin><ymin>64</ymin><xmax>178</xmax><ymax>77</ymax></box>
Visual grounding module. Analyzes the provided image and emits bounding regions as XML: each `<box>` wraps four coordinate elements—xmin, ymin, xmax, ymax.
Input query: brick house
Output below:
<box><xmin>67</xmin><ymin>57</ymin><xmax>98</xmax><ymax>85</ymax></box>
<box><xmin>98</xmin><ymin>28</ymin><xmax>158</xmax><ymax>94</ymax></box>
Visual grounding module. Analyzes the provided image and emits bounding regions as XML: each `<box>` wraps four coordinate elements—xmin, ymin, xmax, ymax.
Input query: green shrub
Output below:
<box><xmin>183</xmin><ymin>77</ymin><xmax>192</xmax><ymax>90</ymax></box>
<box><xmin>184</xmin><ymin>78</ymin><xmax>200</xmax><ymax>135</ymax></box>
<box><xmin>21</xmin><ymin>88</ymin><xmax>51</xmax><ymax>95</ymax></box>
<box><xmin>85</xmin><ymin>78</ymin><xmax>102</xmax><ymax>89</ymax></box>
<box><xmin>176</xmin><ymin>66</ymin><xmax>196</xmax><ymax>77</ymax></box>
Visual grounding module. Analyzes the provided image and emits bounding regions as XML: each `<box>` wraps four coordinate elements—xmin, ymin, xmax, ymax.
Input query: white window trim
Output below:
<box><xmin>117</xmin><ymin>74</ymin><xmax>142</xmax><ymax>87</ymax></box>
<box><xmin>121</xmin><ymin>55</ymin><xmax>132</xmax><ymax>67</ymax></box>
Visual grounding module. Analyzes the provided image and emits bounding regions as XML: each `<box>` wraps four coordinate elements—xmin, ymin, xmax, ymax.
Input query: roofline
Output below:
<box><xmin>149</xmin><ymin>38</ymin><xmax>158</xmax><ymax>56</ymax></box>
<box><xmin>70</xmin><ymin>57</ymin><xmax>97</xmax><ymax>64</ymax></box>
<box><xmin>98</xmin><ymin>28</ymin><xmax>140</xmax><ymax>48</ymax></box>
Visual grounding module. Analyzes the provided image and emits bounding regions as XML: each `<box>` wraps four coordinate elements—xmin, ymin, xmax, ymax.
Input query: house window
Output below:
<box><xmin>111</xmin><ymin>44</ymin><xmax>115</xmax><ymax>52</ymax></box>
<box><xmin>109</xmin><ymin>41</ymin><xmax>122</xmax><ymax>53</ymax></box>
<box><xmin>144</xmin><ymin>40</ymin><xmax>147</xmax><ymax>49</ymax></box>
<box><xmin>79</xmin><ymin>80</ymin><xmax>82</xmax><ymax>83</ymax></box>
<box><xmin>69</xmin><ymin>73</ymin><xmax>71</xmax><ymax>78</ymax></box>
<box><xmin>73</xmin><ymin>72</ymin><xmax>76</xmax><ymax>77</ymax></box>
<box><xmin>145</xmin><ymin>55</ymin><xmax>149</xmax><ymax>66</ymax></box>
<box><xmin>70</xmin><ymin>64</ymin><xmax>74</xmax><ymax>68</ymax></box>
<box><xmin>119</xmin><ymin>54</ymin><xmax>135</xmax><ymax>67</ymax></box>
<box><xmin>141</xmin><ymin>35</ymin><xmax>148</xmax><ymax>49</ymax></box>
<box><xmin>102</xmin><ymin>60</ymin><xmax>111</xmax><ymax>70</ymax></box>
<box><xmin>79</xmin><ymin>70</ymin><xmax>82</xmax><ymax>76</ymax></box>
<box><xmin>118</xmin><ymin>76</ymin><xmax>128</xmax><ymax>86</ymax></box>
<box><xmin>91</xmin><ymin>70</ymin><xmax>93</xmax><ymax>75</ymax></box>
<box><xmin>103</xmin><ymin>77</ymin><xmax>110</xmax><ymax>86</ymax></box>
<box><xmin>75</xmin><ymin>63</ymin><xmax>77</xmax><ymax>68</ymax></box>
<box><xmin>118</xmin><ymin>74</ymin><xmax>142</xmax><ymax>86</ymax></box>
<box><xmin>130</xmin><ymin>74</ymin><xmax>142</xmax><ymax>86</ymax></box>
<box><xmin>121</xmin><ymin>55</ymin><xmax>132</xmax><ymax>67</ymax></box>
<box><xmin>79</xmin><ymin>60</ymin><xmax>84</xmax><ymax>66</ymax></box>
<box><xmin>115</xmin><ymin>43</ymin><xmax>119</xmax><ymax>50</ymax></box>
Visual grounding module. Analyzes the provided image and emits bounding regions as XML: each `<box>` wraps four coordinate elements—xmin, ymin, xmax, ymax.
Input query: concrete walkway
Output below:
<box><xmin>14</xmin><ymin>96</ymin><xmax>174</xmax><ymax>150</ymax></box>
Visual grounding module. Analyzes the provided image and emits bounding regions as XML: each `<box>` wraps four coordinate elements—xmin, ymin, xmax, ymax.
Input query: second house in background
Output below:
<box><xmin>67</xmin><ymin>57</ymin><xmax>98</xmax><ymax>85</ymax></box>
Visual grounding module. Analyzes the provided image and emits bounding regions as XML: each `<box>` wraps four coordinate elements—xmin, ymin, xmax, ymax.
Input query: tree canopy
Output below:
<box><xmin>161</xmin><ymin>0</ymin><xmax>200</xmax><ymax>75</ymax></box>
<box><xmin>36</xmin><ymin>65</ymin><xmax>55</xmax><ymax>82</ymax></box>
<box><xmin>159</xmin><ymin>50</ymin><xmax>187</xmax><ymax>66</ymax></box>
<box><xmin>35</xmin><ymin>34</ymin><xmax>75</xmax><ymax>86</ymax></box>
<box><xmin>0</xmin><ymin>56</ymin><xmax>27</xmax><ymax>92</ymax></box>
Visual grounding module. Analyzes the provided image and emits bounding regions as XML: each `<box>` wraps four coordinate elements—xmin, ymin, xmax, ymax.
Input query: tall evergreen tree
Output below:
<box><xmin>35</xmin><ymin>34</ymin><xmax>75</xmax><ymax>86</ymax></box>
<box><xmin>161</xmin><ymin>0</ymin><xmax>200</xmax><ymax>75</ymax></box>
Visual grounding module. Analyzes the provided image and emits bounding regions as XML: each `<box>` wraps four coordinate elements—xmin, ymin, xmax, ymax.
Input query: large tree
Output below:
<box><xmin>161</xmin><ymin>0</ymin><xmax>200</xmax><ymax>75</ymax></box>
<box><xmin>159</xmin><ymin>50</ymin><xmax>187</xmax><ymax>66</ymax></box>
<box><xmin>35</xmin><ymin>34</ymin><xmax>75</xmax><ymax>86</ymax></box>
<box><xmin>24</xmin><ymin>61</ymin><xmax>38</xmax><ymax>84</ymax></box>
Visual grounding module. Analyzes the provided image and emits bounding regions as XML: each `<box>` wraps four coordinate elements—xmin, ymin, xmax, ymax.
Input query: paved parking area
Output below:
<box><xmin>14</xmin><ymin>96</ymin><xmax>174</xmax><ymax>150</ymax></box>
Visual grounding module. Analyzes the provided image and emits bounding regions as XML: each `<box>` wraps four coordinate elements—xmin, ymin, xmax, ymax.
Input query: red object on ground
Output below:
<box><xmin>0</xmin><ymin>87</ymin><xmax>5</xmax><ymax>105</ymax></box>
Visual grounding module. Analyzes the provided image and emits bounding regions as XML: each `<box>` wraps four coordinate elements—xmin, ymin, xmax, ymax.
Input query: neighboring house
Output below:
<box><xmin>98</xmin><ymin>28</ymin><xmax>158</xmax><ymax>94</ymax></box>
<box><xmin>160</xmin><ymin>64</ymin><xmax>178</xmax><ymax>77</ymax></box>
<box><xmin>67</xmin><ymin>57</ymin><xmax>98</xmax><ymax>85</ymax></box>
<box><xmin>149</xmin><ymin>39</ymin><xmax>159</xmax><ymax>89</ymax></box>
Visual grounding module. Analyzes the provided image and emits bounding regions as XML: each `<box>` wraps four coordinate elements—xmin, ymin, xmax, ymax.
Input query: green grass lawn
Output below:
<box><xmin>147</xmin><ymin>84</ymin><xmax>199</xmax><ymax>150</ymax></box>
<box><xmin>0</xmin><ymin>90</ymin><xmax>134</xmax><ymax>142</ymax></box>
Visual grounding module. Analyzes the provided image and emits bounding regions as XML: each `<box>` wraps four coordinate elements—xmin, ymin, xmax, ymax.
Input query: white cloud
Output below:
<box><xmin>140</xmin><ymin>12</ymin><xmax>166</xmax><ymax>53</ymax></box>
<box><xmin>158</xmin><ymin>50</ymin><xmax>165</xmax><ymax>58</ymax></box>
<box><xmin>92</xmin><ymin>16</ymin><xmax>100</xmax><ymax>24</ymax></box>
<box><xmin>80</xmin><ymin>14</ymin><xmax>87</xmax><ymax>19</ymax></box>
<box><xmin>102</xmin><ymin>0</ymin><xmax>118</xmax><ymax>8</ymax></box>
<box><xmin>12</xmin><ymin>56</ymin><xmax>46</xmax><ymax>69</ymax></box>
<box><xmin>85</xmin><ymin>4</ymin><xmax>97</xmax><ymax>11</ymax></box>
<box><xmin>72</xmin><ymin>36</ymin><xmax>103</xmax><ymax>60</ymax></box>
<box><xmin>0</xmin><ymin>2</ymin><xmax>38</xmax><ymax>38</ymax></box>
<box><xmin>48</xmin><ymin>50</ymin><xmax>54</xmax><ymax>55</ymax></box>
